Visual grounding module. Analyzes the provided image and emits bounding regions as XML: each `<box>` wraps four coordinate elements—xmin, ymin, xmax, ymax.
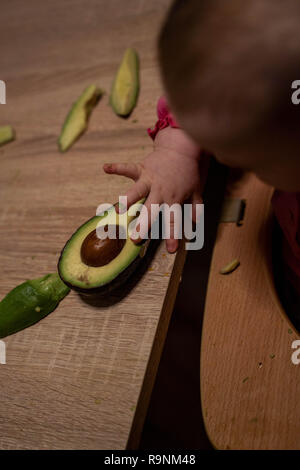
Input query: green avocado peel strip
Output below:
<box><xmin>0</xmin><ymin>273</ymin><xmax>70</xmax><ymax>338</ymax></box>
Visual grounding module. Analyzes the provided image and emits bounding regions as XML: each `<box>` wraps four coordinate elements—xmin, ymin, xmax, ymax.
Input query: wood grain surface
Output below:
<box><xmin>201</xmin><ymin>172</ymin><xmax>300</xmax><ymax>449</ymax></box>
<box><xmin>0</xmin><ymin>0</ymin><xmax>186</xmax><ymax>450</ymax></box>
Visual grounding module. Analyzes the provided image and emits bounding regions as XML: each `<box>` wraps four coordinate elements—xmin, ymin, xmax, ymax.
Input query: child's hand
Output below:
<box><xmin>103</xmin><ymin>127</ymin><xmax>208</xmax><ymax>253</ymax></box>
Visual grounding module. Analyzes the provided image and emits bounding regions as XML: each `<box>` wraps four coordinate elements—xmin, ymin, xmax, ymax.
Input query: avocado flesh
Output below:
<box><xmin>0</xmin><ymin>125</ymin><xmax>15</xmax><ymax>146</ymax></box>
<box><xmin>58</xmin><ymin>204</ymin><xmax>143</xmax><ymax>292</ymax></box>
<box><xmin>110</xmin><ymin>48</ymin><xmax>139</xmax><ymax>116</ymax></box>
<box><xmin>58</xmin><ymin>84</ymin><xmax>103</xmax><ymax>152</ymax></box>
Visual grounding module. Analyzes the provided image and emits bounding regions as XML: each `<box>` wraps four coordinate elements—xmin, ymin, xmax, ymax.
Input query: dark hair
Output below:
<box><xmin>158</xmin><ymin>0</ymin><xmax>300</xmax><ymax>143</ymax></box>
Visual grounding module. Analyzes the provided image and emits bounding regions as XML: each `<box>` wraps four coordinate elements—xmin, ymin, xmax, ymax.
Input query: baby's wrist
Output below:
<box><xmin>154</xmin><ymin>126</ymin><xmax>201</xmax><ymax>160</ymax></box>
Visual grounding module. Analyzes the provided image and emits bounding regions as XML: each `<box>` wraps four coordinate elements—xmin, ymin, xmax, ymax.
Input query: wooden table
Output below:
<box><xmin>0</xmin><ymin>0</ymin><xmax>187</xmax><ymax>449</ymax></box>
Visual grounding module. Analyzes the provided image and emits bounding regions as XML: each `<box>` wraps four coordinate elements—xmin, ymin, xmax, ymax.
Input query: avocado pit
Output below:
<box><xmin>80</xmin><ymin>224</ymin><xmax>126</xmax><ymax>267</ymax></box>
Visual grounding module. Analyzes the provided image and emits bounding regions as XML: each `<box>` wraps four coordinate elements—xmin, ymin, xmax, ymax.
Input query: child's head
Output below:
<box><xmin>159</xmin><ymin>0</ymin><xmax>300</xmax><ymax>190</ymax></box>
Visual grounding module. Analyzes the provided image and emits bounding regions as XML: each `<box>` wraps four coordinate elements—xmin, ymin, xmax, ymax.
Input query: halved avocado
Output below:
<box><xmin>58</xmin><ymin>202</ymin><xmax>148</xmax><ymax>295</ymax></box>
<box><xmin>58</xmin><ymin>84</ymin><xmax>103</xmax><ymax>152</ymax></box>
<box><xmin>110</xmin><ymin>48</ymin><xmax>139</xmax><ymax>117</ymax></box>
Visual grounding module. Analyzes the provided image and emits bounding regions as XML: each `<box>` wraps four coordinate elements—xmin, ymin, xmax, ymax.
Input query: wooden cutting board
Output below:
<box><xmin>201</xmin><ymin>172</ymin><xmax>300</xmax><ymax>449</ymax></box>
<box><xmin>0</xmin><ymin>0</ymin><xmax>185</xmax><ymax>449</ymax></box>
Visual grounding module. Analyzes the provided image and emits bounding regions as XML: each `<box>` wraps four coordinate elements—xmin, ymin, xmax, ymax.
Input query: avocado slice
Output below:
<box><xmin>58</xmin><ymin>84</ymin><xmax>103</xmax><ymax>152</ymax></box>
<box><xmin>110</xmin><ymin>48</ymin><xmax>139</xmax><ymax>117</ymax></box>
<box><xmin>0</xmin><ymin>125</ymin><xmax>15</xmax><ymax>147</ymax></box>
<box><xmin>58</xmin><ymin>202</ymin><xmax>148</xmax><ymax>295</ymax></box>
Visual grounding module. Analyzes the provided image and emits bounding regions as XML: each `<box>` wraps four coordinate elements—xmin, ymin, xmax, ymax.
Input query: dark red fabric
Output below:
<box><xmin>272</xmin><ymin>190</ymin><xmax>300</xmax><ymax>294</ymax></box>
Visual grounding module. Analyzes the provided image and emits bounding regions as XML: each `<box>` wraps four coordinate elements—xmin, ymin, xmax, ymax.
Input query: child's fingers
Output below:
<box><xmin>191</xmin><ymin>190</ymin><xmax>203</xmax><ymax>223</ymax></box>
<box><xmin>165</xmin><ymin>209</ymin><xmax>180</xmax><ymax>253</ymax></box>
<box><xmin>166</xmin><ymin>238</ymin><xmax>179</xmax><ymax>253</ymax></box>
<box><xmin>119</xmin><ymin>179</ymin><xmax>150</xmax><ymax>213</ymax></box>
<box><xmin>130</xmin><ymin>190</ymin><xmax>161</xmax><ymax>243</ymax></box>
<box><xmin>103</xmin><ymin>162</ymin><xmax>140</xmax><ymax>181</ymax></box>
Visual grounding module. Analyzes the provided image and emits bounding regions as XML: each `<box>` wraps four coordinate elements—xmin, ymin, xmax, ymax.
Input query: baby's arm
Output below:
<box><xmin>103</xmin><ymin>126</ymin><xmax>209</xmax><ymax>253</ymax></box>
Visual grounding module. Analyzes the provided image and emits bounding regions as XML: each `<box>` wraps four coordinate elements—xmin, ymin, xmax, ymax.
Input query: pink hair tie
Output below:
<box><xmin>147</xmin><ymin>96</ymin><xmax>180</xmax><ymax>140</ymax></box>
